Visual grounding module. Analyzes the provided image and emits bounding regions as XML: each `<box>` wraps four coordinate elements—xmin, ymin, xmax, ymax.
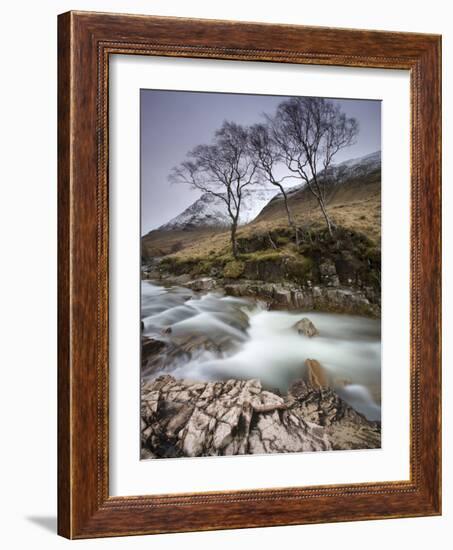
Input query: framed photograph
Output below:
<box><xmin>58</xmin><ymin>11</ymin><xmax>441</xmax><ymax>538</ymax></box>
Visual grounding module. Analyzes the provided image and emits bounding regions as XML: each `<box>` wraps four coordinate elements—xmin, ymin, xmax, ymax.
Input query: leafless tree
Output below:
<box><xmin>248</xmin><ymin>123</ymin><xmax>300</xmax><ymax>244</ymax></box>
<box><xmin>270</xmin><ymin>97</ymin><xmax>359</xmax><ymax>236</ymax></box>
<box><xmin>170</xmin><ymin>121</ymin><xmax>259</xmax><ymax>258</ymax></box>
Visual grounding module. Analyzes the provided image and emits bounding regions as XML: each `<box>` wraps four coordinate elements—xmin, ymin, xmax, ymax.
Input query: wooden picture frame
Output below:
<box><xmin>58</xmin><ymin>10</ymin><xmax>441</xmax><ymax>539</ymax></box>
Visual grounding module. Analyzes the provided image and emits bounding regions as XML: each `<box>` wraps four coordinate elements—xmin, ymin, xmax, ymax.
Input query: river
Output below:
<box><xmin>141</xmin><ymin>280</ymin><xmax>381</xmax><ymax>421</ymax></box>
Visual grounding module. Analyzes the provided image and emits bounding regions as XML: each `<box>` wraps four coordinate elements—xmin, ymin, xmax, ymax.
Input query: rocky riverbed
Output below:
<box><xmin>143</xmin><ymin>263</ymin><xmax>380</xmax><ymax>318</ymax></box>
<box><xmin>140</xmin><ymin>279</ymin><xmax>381</xmax><ymax>458</ymax></box>
<box><xmin>141</xmin><ymin>375</ymin><xmax>381</xmax><ymax>459</ymax></box>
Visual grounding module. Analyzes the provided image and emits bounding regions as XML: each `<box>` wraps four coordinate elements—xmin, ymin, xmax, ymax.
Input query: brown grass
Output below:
<box><xmin>142</xmin><ymin>173</ymin><xmax>381</xmax><ymax>262</ymax></box>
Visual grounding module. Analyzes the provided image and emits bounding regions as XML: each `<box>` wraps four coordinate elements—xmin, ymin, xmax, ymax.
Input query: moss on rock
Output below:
<box><xmin>223</xmin><ymin>260</ymin><xmax>245</xmax><ymax>279</ymax></box>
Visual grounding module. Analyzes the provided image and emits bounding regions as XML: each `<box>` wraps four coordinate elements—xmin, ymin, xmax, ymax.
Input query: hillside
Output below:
<box><xmin>142</xmin><ymin>188</ymin><xmax>279</xmax><ymax>259</ymax></box>
<box><xmin>250</xmin><ymin>150</ymin><xmax>381</xmax><ymax>242</ymax></box>
<box><xmin>142</xmin><ymin>151</ymin><xmax>381</xmax><ymax>261</ymax></box>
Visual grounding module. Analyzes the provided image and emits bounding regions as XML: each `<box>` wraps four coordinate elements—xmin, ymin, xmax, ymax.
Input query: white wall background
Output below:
<box><xmin>0</xmin><ymin>1</ymin><xmax>449</xmax><ymax>548</ymax></box>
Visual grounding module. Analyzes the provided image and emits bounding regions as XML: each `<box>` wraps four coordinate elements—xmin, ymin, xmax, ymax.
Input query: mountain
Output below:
<box><xmin>323</xmin><ymin>150</ymin><xmax>381</xmax><ymax>185</ymax></box>
<box><xmin>142</xmin><ymin>151</ymin><xmax>381</xmax><ymax>259</ymax></box>
<box><xmin>158</xmin><ymin>151</ymin><xmax>381</xmax><ymax>231</ymax></box>
<box><xmin>253</xmin><ymin>150</ymin><xmax>381</xmax><ymax>243</ymax></box>
<box><xmin>259</xmin><ymin>150</ymin><xmax>380</xmax><ymax>215</ymax></box>
<box><xmin>335</xmin><ymin>149</ymin><xmax>380</xmax><ymax>170</ymax></box>
<box><xmin>277</xmin><ymin>150</ymin><xmax>381</xmax><ymax>201</ymax></box>
<box><xmin>158</xmin><ymin>188</ymin><xmax>280</xmax><ymax>231</ymax></box>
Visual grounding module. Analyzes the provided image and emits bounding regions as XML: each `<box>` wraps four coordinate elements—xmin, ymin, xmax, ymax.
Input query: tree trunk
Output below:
<box><xmin>285</xmin><ymin>199</ymin><xmax>300</xmax><ymax>246</ymax></box>
<box><xmin>267</xmin><ymin>232</ymin><xmax>278</xmax><ymax>249</ymax></box>
<box><xmin>231</xmin><ymin>221</ymin><xmax>238</xmax><ymax>259</ymax></box>
<box><xmin>317</xmin><ymin>198</ymin><xmax>335</xmax><ymax>237</ymax></box>
<box><xmin>280</xmin><ymin>187</ymin><xmax>299</xmax><ymax>246</ymax></box>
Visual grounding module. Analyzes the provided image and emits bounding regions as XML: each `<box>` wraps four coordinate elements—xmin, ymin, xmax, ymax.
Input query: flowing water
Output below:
<box><xmin>141</xmin><ymin>280</ymin><xmax>381</xmax><ymax>421</ymax></box>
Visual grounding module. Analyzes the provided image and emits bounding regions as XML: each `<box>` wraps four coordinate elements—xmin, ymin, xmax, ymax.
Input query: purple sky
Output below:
<box><xmin>141</xmin><ymin>90</ymin><xmax>381</xmax><ymax>234</ymax></box>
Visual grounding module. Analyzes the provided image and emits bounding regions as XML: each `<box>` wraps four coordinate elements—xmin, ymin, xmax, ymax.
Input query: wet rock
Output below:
<box><xmin>142</xmin><ymin>333</ymin><xmax>238</xmax><ymax>378</ymax></box>
<box><xmin>291</xmin><ymin>289</ymin><xmax>314</xmax><ymax>309</ymax></box>
<box><xmin>272</xmin><ymin>287</ymin><xmax>292</xmax><ymax>307</ymax></box>
<box><xmin>224</xmin><ymin>283</ymin><xmax>250</xmax><ymax>298</ymax></box>
<box><xmin>187</xmin><ymin>277</ymin><xmax>216</xmax><ymax>291</ymax></box>
<box><xmin>325</xmin><ymin>288</ymin><xmax>371</xmax><ymax>313</ymax></box>
<box><xmin>287</xmin><ymin>380</ymin><xmax>381</xmax><ymax>449</ymax></box>
<box><xmin>172</xmin><ymin>334</ymin><xmax>234</xmax><ymax>355</ymax></box>
<box><xmin>141</xmin><ymin>337</ymin><xmax>166</xmax><ymax>366</ymax></box>
<box><xmin>257</xmin><ymin>283</ymin><xmax>276</xmax><ymax>300</ymax></box>
<box><xmin>141</xmin><ymin>375</ymin><xmax>381</xmax><ymax>458</ymax></box>
<box><xmin>304</xmin><ymin>359</ymin><xmax>329</xmax><ymax>388</ymax></box>
<box><xmin>312</xmin><ymin>286</ymin><xmax>322</xmax><ymax>299</ymax></box>
<box><xmin>222</xmin><ymin>280</ymin><xmax>380</xmax><ymax>317</ymax></box>
<box><xmin>293</xmin><ymin>317</ymin><xmax>319</xmax><ymax>337</ymax></box>
<box><xmin>171</xmin><ymin>273</ymin><xmax>193</xmax><ymax>285</ymax></box>
<box><xmin>311</xmin><ymin>286</ymin><xmax>379</xmax><ymax>317</ymax></box>
<box><xmin>287</xmin><ymin>379</ymin><xmax>311</xmax><ymax>400</ymax></box>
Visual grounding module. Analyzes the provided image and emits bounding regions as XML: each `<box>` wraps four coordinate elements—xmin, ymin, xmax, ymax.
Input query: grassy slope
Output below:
<box><xmin>141</xmin><ymin>227</ymin><xmax>225</xmax><ymax>259</ymax></box>
<box><xmin>142</xmin><ymin>167</ymin><xmax>381</xmax><ymax>263</ymax></box>
<box><xmin>254</xmin><ymin>169</ymin><xmax>381</xmax><ymax>242</ymax></box>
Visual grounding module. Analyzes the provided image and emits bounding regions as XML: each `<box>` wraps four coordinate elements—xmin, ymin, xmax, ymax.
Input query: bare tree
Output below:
<box><xmin>170</xmin><ymin>121</ymin><xmax>259</xmax><ymax>258</ymax></box>
<box><xmin>270</xmin><ymin>97</ymin><xmax>358</xmax><ymax>236</ymax></box>
<box><xmin>248</xmin><ymin>123</ymin><xmax>300</xmax><ymax>244</ymax></box>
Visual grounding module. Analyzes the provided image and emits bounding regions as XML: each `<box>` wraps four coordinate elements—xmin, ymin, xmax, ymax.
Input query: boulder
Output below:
<box><xmin>187</xmin><ymin>277</ymin><xmax>215</xmax><ymax>291</ymax></box>
<box><xmin>293</xmin><ymin>317</ymin><xmax>319</xmax><ymax>337</ymax></box>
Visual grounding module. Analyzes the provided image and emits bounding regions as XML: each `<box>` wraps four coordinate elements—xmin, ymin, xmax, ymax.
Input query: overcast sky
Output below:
<box><xmin>141</xmin><ymin>90</ymin><xmax>381</xmax><ymax>234</ymax></box>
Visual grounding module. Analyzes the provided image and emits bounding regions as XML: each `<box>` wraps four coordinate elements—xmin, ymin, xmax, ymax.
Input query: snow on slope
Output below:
<box><xmin>158</xmin><ymin>151</ymin><xmax>381</xmax><ymax>231</ymax></box>
<box><xmin>158</xmin><ymin>188</ymin><xmax>279</xmax><ymax>230</ymax></box>
<box><xmin>327</xmin><ymin>150</ymin><xmax>381</xmax><ymax>183</ymax></box>
<box><xmin>284</xmin><ymin>150</ymin><xmax>381</xmax><ymax>198</ymax></box>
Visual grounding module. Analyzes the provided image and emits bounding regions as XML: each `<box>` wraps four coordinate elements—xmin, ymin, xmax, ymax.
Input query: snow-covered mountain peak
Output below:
<box><xmin>158</xmin><ymin>187</ymin><xmax>279</xmax><ymax>231</ymax></box>
<box><xmin>157</xmin><ymin>151</ymin><xmax>381</xmax><ymax>231</ymax></box>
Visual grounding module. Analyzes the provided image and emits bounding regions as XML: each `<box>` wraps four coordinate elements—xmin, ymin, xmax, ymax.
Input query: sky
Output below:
<box><xmin>141</xmin><ymin>90</ymin><xmax>381</xmax><ymax>234</ymax></box>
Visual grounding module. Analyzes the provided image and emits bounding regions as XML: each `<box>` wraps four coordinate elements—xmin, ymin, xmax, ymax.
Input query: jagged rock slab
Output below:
<box><xmin>141</xmin><ymin>375</ymin><xmax>381</xmax><ymax>459</ymax></box>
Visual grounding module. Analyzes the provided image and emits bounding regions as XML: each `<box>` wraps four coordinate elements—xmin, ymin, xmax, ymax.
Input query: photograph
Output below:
<box><xmin>0</xmin><ymin>0</ymin><xmax>444</xmax><ymax>543</ymax></box>
<box><xmin>140</xmin><ymin>89</ymin><xmax>382</xmax><ymax>459</ymax></box>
